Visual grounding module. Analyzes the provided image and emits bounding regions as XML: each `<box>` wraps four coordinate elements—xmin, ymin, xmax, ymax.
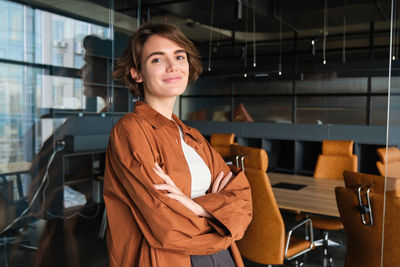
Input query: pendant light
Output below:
<box><xmin>323</xmin><ymin>0</ymin><xmax>327</xmax><ymax>64</ymax></box>
<box><xmin>253</xmin><ymin>0</ymin><xmax>257</xmax><ymax>68</ymax></box>
<box><xmin>207</xmin><ymin>0</ymin><xmax>214</xmax><ymax>71</ymax></box>
<box><xmin>243</xmin><ymin>2</ymin><xmax>249</xmax><ymax>77</ymax></box>
<box><xmin>394</xmin><ymin>0</ymin><xmax>399</xmax><ymax>60</ymax></box>
<box><xmin>278</xmin><ymin>1</ymin><xmax>282</xmax><ymax>75</ymax></box>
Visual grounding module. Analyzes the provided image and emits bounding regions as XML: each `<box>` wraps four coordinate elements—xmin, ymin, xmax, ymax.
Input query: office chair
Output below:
<box><xmin>232</xmin><ymin>145</ymin><xmax>314</xmax><ymax>266</ymax></box>
<box><xmin>0</xmin><ymin>172</ymin><xmax>37</xmax><ymax>267</ymax></box>
<box><xmin>210</xmin><ymin>133</ymin><xmax>236</xmax><ymax>158</ymax></box>
<box><xmin>297</xmin><ymin>140</ymin><xmax>358</xmax><ymax>266</ymax></box>
<box><xmin>376</xmin><ymin>146</ymin><xmax>400</xmax><ymax>178</ymax></box>
<box><xmin>336</xmin><ymin>171</ymin><xmax>400</xmax><ymax>266</ymax></box>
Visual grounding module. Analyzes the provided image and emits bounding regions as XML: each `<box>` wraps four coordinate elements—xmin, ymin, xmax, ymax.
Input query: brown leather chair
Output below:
<box><xmin>210</xmin><ymin>133</ymin><xmax>236</xmax><ymax>158</ymax></box>
<box><xmin>298</xmin><ymin>140</ymin><xmax>358</xmax><ymax>264</ymax></box>
<box><xmin>376</xmin><ymin>146</ymin><xmax>400</xmax><ymax>178</ymax></box>
<box><xmin>232</xmin><ymin>145</ymin><xmax>314</xmax><ymax>266</ymax></box>
<box><xmin>314</xmin><ymin>140</ymin><xmax>358</xmax><ymax>180</ymax></box>
<box><xmin>336</xmin><ymin>171</ymin><xmax>400</xmax><ymax>266</ymax></box>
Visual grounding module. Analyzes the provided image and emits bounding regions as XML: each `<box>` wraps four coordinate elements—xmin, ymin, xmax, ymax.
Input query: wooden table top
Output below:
<box><xmin>268</xmin><ymin>172</ymin><xmax>345</xmax><ymax>217</ymax></box>
<box><xmin>0</xmin><ymin>161</ymin><xmax>31</xmax><ymax>175</ymax></box>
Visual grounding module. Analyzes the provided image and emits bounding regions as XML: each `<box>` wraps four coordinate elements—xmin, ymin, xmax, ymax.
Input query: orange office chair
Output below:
<box><xmin>376</xmin><ymin>146</ymin><xmax>400</xmax><ymax>178</ymax></box>
<box><xmin>298</xmin><ymin>140</ymin><xmax>358</xmax><ymax>265</ymax></box>
<box><xmin>336</xmin><ymin>171</ymin><xmax>400</xmax><ymax>266</ymax></box>
<box><xmin>232</xmin><ymin>145</ymin><xmax>314</xmax><ymax>266</ymax></box>
<box><xmin>210</xmin><ymin>133</ymin><xmax>236</xmax><ymax>158</ymax></box>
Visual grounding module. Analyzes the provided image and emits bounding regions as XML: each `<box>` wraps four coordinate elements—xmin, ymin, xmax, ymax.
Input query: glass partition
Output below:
<box><xmin>0</xmin><ymin>0</ymin><xmax>396</xmax><ymax>266</ymax></box>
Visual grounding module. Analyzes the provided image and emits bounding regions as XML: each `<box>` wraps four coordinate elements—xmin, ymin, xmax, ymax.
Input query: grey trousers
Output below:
<box><xmin>190</xmin><ymin>249</ymin><xmax>236</xmax><ymax>267</ymax></box>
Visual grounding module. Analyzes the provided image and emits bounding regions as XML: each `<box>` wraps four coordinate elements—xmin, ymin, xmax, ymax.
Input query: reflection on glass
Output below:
<box><xmin>38</xmin><ymin>75</ymin><xmax>84</xmax><ymax>110</ymax></box>
<box><xmin>0</xmin><ymin>0</ymin><xmax>110</xmax><ymax>67</ymax></box>
<box><xmin>297</xmin><ymin>96</ymin><xmax>367</xmax><ymax>125</ymax></box>
<box><xmin>297</xmin><ymin>75</ymin><xmax>368</xmax><ymax>94</ymax></box>
<box><xmin>372</xmin><ymin>76</ymin><xmax>400</xmax><ymax>93</ymax></box>
<box><xmin>181</xmin><ymin>97</ymin><xmax>231</xmax><ymax>121</ymax></box>
<box><xmin>184</xmin><ymin>77</ymin><xmax>231</xmax><ymax>96</ymax></box>
<box><xmin>235</xmin><ymin>97</ymin><xmax>292</xmax><ymax>123</ymax></box>
<box><xmin>235</xmin><ymin>80</ymin><xmax>292</xmax><ymax>95</ymax></box>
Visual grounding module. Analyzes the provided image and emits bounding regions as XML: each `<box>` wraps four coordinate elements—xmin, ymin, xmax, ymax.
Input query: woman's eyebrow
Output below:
<box><xmin>146</xmin><ymin>51</ymin><xmax>164</xmax><ymax>60</ymax></box>
<box><xmin>146</xmin><ymin>49</ymin><xmax>186</xmax><ymax>60</ymax></box>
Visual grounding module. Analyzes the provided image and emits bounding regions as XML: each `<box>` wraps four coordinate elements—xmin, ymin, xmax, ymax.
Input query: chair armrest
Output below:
<box><xmin>284</xmin><ymin>218</ymin><xmax>314</xmax><ymax>260</ymax></box>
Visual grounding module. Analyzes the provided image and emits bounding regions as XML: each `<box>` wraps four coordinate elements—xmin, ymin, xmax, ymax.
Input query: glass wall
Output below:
<box><xmin>0</xmin><ymin>0</ymin><xmax>130</xmax><ymax>266</ymax></box>
<box><xmin>0</xmin><ymin>0</ymin><xmax>396</xmax><ymax>266</ymax></box>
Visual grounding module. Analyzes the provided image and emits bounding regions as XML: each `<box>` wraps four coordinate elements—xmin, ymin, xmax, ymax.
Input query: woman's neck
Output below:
<box><xmin>144</xmin><ymin>96</ymin><xmax>176</xmax><ymax>120</ymax></box>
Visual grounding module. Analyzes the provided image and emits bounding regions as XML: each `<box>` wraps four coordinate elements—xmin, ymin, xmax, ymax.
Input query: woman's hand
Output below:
<box><xmin>153</xmin><ymin>163</ymin><xmax>211</xmax><ymax>218</ymax></box>
<box><xmin>211</xmin><ymin>171</ymin><xmax>233</xmax><ymax>193</ymax></box>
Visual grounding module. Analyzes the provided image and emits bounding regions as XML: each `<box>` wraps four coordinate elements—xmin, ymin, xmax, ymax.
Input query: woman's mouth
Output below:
<box><xmin>163</xmin><ymin>76</ymin><xmax>182</xmax><ymax>83</ymax></box>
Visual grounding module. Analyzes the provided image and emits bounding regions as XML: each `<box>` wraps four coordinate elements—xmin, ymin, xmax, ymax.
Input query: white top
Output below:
<box><xmin>177</xmin><ymin>127</ymin><xmax>212</xmax><ymax>199</ymax></box>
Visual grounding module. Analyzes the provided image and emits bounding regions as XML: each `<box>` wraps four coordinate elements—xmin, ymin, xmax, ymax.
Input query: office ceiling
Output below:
<box><xmin>18</xmin><ymin>0</ymin><xmax>396</xmax><ymax>71</ymax></box>
<box><xmin>23</xmin><ymin>0</ymin><xmax>393</xmax><ymax>43</ymax></box>
<box><xmin>109</xmin><ymin>0</ymin><xmax>393</xmax><ymax>42</ymax></box>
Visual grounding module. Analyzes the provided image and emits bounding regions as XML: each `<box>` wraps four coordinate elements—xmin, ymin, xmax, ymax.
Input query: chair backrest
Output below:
<box><xmin>376</xmin><ymin>147</ymin><xmax>400</xmax><ymax>178</ymax></box>
<box><xmin>210</xmin><ymin>133</ymin><xmax>235</xmax><ymax>158</ymax></box>
<box><xmin>232</xmin><ymin>145</ymin><xmax>286</xmax><ymax>265</ymax></box>
<box><xmin>336</xmin><ymin>171</ymin><xmax>400</xmax><ymax>266</ymax></box>
<box><xmin>314</xmin><ymin>140</ymin><xmax>358</xmax><ymax>180</ymax></box>
<box><xmin>0</xmin><ymin>176</ymin><xmax>17</xmax><ymax>231</ymax></box>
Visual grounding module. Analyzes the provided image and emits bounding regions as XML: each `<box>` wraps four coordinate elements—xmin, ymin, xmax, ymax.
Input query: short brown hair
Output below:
<box><xmin>113</xmin><ymin>23</ymin><xmax>202</xmax><ymax>97</ymax></box>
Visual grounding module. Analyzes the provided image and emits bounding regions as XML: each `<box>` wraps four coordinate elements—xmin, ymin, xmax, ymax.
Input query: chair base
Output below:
<box><xmin>314</xmin><ymin>230</ymin><xmax>344</xmax><ymax>267</ymax></box>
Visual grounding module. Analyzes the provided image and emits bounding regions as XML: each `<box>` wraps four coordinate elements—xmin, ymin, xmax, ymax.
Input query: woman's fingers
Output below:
<box><xmin>211</xmin><ymin>171</ymin><xmax>224</xmax><ymax>193</ymax></box>
<box><xmin>154</xmin><ymin>163</ymin><xmax>175</xmax><ymax>186</ymax></box>
<box><xmin>154</xmin><ymin>183</ymin><xmax>180</xmax><ymax>195</ymax></box>
<box><xmin>218</xmin><ymin>172</ymin><xmax>233</xmax><ymax>192</ymax></box>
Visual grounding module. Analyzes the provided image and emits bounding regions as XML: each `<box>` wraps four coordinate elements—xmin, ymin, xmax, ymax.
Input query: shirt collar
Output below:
<box><xmin>134</xmin><ymin>101</ymin><xmax>200</xmax><ymax>142</ymax></box>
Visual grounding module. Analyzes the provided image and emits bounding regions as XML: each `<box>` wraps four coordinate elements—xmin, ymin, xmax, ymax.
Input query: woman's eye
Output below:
<box><xmin>151</xmin><ymin>58</ymin><xmax>162</xmax><ymax>63</ymax></box>
<box><xmin>177</xmin><ymin>55</ymin><xmax>186</xmax><ymax>60</ymax></box>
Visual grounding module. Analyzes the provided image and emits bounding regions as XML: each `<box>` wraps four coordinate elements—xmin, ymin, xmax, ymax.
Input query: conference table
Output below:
<box><xmin>0</xmin><ymin>161</ymin><xmax>31</xmax><ymax>175</ymax></box>
<box><xmin>268</xmin><ymin>172</ymin><xmax>345</xmax><ymax>217</ymax></box>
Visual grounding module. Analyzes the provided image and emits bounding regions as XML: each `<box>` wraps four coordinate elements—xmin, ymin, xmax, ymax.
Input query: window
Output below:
<box><xmin>52</xmin><ymin>20</ymin><xmax>64</xmax><ymax>41</ymax></box>
<box><xmin>52</xmin><ymin>53</ymin><xmax>64</xmax><ymax>66</ymax></box>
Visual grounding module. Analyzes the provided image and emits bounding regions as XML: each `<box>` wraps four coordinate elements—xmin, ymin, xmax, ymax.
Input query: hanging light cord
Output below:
<box><xmin>244</xmin><ymin>2</ymin><xmax>249</xmax><ymax>69</ymax></box>
<box><xmin>253</xmin><ymin>0</ymin><xmax>256</xmax><ymax>67</ymax></box>
<box><xmin>323</xmin><ymin>0</ymin><xmax>327</xmax><ymax>64</ymax></box>
<box><xmin>207</xmin><ymin>0</ymin><xmax>214</xmax><ymax>71</ymax></box>
<box><xmin>279</xmin><ymin>2</ymin><xmax>282</xmax><ymax>74</ymax></box>
<box><xmin>394</xmin><ymin>0</ymin><xmax>399</xmax><ymax>60</ymax></box>
<box><xmin>343</xmin><ymin>16</ymin><xmax>346</xmax><ymax>63</ymax></box>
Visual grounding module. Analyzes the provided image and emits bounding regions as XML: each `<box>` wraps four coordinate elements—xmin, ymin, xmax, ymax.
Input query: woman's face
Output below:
<box><xmin>137</xmin><ymin>34</ymin><xmax>189</xmax><ymax>99</ymax></box>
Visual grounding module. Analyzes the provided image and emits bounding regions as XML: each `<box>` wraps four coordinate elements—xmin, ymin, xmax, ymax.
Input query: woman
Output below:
<box><xmin>104</xmin><ymin>23</ymin><xmax>252</xmax><ymax>267</ymax></box>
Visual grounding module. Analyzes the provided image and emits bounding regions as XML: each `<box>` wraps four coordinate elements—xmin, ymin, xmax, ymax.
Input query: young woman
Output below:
<box><xmin>104</xmin><ymin>23</ymin><xmax>252</xmax><ymax>267</ymax></box>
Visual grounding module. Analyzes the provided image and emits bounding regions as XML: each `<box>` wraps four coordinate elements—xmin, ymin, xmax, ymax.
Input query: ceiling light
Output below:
<box><xmin>236</xmin><ymin>0</ymin><xmax>243</xmax><ymax>19</ymax></box>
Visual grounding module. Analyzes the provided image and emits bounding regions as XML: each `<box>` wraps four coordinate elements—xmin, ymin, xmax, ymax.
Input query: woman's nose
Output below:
<box><xmin>165</xmin><ymin>58</ymin><xmax>178</xmax><ymax>72</ymax></box>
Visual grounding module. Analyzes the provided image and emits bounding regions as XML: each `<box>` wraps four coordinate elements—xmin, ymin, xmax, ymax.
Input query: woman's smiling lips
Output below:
<box><xmin>162</xmin><ymin>76</ymin><xmax>182</xmax><ymax>83</ymax></box>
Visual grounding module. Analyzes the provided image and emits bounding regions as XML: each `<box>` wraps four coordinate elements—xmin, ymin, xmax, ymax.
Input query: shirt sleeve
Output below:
<box><xmin>103</xmin><ymin>119</ymin><xmax>232</xmax><ymax>255</ymax></box>
<box><xmin>192</xmin><ymin>135</ymin><xmax>253</xmax><ymax>241</ymax></box>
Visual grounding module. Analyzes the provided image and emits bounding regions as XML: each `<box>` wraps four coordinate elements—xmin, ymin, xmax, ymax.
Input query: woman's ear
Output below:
<box><xmin>130</xmin><ymin>68</ymin><xmax>143</xmax><ymax>83</ymax></box>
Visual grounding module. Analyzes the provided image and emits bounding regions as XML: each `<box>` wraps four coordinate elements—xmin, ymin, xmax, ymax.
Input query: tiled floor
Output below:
<box><xmin>1</xmin><ymin>210</ymin><xmax>346</xmax><ymax>267</ymax></box>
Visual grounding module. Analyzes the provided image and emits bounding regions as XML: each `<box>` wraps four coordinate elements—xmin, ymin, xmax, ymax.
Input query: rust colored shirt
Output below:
<box><xmin>104</xmin><ymin>101</ymin><xmax>252</xmax><ymax>267</ymax></box>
